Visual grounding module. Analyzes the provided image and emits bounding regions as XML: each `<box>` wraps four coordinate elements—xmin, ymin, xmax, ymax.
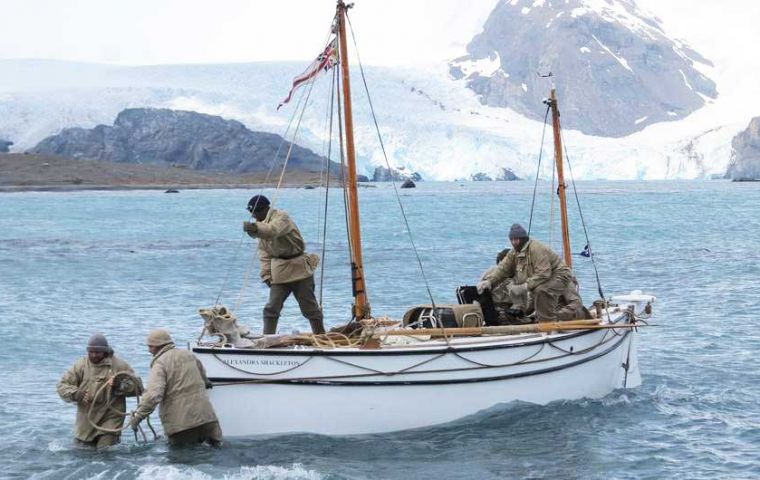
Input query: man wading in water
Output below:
<box><xmin>243</xmin><ymin>195</ymin><xmax>325</xmax><ymax>335</ymax></box>
<box><xmin>57</xmin><ymin>334</ymin><xmax>142</xmax><ymax>449</ymax></box>
<box><xmin>129</xmin><ymin>329</ymin><xmax>222</xmax><ymax>447</ymax></box>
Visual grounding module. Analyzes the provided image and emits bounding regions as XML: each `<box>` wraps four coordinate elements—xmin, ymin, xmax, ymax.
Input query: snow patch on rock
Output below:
<box><xmin>591</xmin><ymin>34</ymin><xmax>633</xmax><ymax>73</ymax></box>
<box><xmin>451</xmin><ymin>52</ymin><xmax>502</xmax><ymax>78</ymax></box>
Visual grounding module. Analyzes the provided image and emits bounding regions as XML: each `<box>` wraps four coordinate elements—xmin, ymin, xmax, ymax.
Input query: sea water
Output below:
<box><xmin>0</xmin><ymin>181</ymin><xmax>758</xmax><ymax>479</ymax></box>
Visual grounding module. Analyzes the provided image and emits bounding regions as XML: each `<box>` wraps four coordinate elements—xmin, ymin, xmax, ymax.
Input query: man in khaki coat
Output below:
<box><xmin>57</xmin><ymin>333</ymin><xmax>142</xmax><ymax>449</ymax></box>
<box><xmin>243</xmin><ymin>194</ymin><xmax>325</xmax><ymax>335</ymax></box>
<box><xmin>478</xmin><ymin>224</ymin><xmax>584</xmax><ymax>322</ymax></box>
<box><xmin>129</xmin><ymin>329</ymin><xmax>222</xmax><ymax>447</ymax></box>
<box><xmin>479</xmin><ymin>248</ymin><xmax>533</xmax><ymax>324</ymax></box>
<box><xmin>480</xmin><ymin>248</ymin><xmax>514</xmax><ymax>305</ymax></box>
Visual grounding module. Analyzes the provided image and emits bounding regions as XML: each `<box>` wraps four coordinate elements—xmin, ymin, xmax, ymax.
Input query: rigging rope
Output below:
<box><xmin>319</xmin><ymin>67</ymin><xmax>338</xmax><ymax>306</ymax></box>
<box><xmin>86</xmin><ymin>371</ymin><xmax>157</xmax><ymax>443</ymax></box>
<box><xmin>225</xmin><ymin>22</ymin><xmax>335</xmax><ymax>313</ymax></box>
<box><xmin>528</xmin><ymin>105</ymin><xmax>552</xmax><ymax>235</ymax></box>
<box><xmin>334</xmin><ymin>63</ymin><xmax>356</xmax><ymax>291</ymax></box>
<box><xmin>271</xmin><ymin>67</ymin><xmax>323</xmax><ymax>204</ymax></box>
<box><xmin>345</xmin><ymin>12</ymin><xmax>437</xmax><ymax>311</ymax></box>
<box><xmin>525</xmin><ymin>93</ymin><xmax>606</xmax><ymax>301</ymax></box>
<box><xmin>209</xmin><ymin>326</ymin><xmax>632</xmax><ymax>386</ymax></box>
<box><xmin>549</xmin><ymin>149</ymin><xmax>556</xmax><ymax>249</ymax></box>
<box><xmin>218</xmin><ymin>82</ymin><xmax>311</xmax><ymax>310</ymax></box>
<box><xmin>237</xmin><ymin>80</ymin><xmax>320</xmax><ymax>311</ymax></box>
<box><xmin>316</xmin><ymin>66</ymin><xmax>336</xmax><ymax>259</ymax></box>
<box><xmin>560</xmin><ymin>128</ymin><xmax>605</xmax><ymax>300</ymax></box>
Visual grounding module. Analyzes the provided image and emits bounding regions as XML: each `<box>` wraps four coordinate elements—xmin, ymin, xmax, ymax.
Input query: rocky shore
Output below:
<box><xmin>0</xmin><ymin>154</ymin><xmax>332</xmax><ymax>192</ymax></box>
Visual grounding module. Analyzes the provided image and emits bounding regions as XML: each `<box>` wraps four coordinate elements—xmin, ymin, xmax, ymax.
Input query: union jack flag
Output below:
<box><xmin>277</xmin><ymin>37</ymin><xmax>339</xmax><ymax>110</ymax></box>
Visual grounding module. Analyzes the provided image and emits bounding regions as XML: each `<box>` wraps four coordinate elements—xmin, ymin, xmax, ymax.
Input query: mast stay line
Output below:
<box><xmin>344</xmin><ymin>7</ymin><xmax>439</xmax><ymax>314</ymax></box>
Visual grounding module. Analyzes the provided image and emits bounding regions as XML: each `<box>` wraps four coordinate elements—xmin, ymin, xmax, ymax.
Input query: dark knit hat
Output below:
<box><xmin>87</xmin><ymin>333</ymin><xmax>111</xmax><ymax>353</ymax></box>
<box><xmin>508</xmin><ymin>223</ymin><xmax>528</xmax><ymax>240</ymax></box>
<box><xmin>247</xmin><ymin>195</ymin><xmax>270</xmax><ymax>213</ymax></box>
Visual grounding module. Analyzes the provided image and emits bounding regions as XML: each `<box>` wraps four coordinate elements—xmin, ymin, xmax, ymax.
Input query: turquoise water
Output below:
<box><xmin>0</xmin><ymin>181</ymin><xmax>758</xmax><ymax>479</ymax></box>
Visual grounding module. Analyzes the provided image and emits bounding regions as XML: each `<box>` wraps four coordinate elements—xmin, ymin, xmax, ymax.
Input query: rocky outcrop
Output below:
<box><xmin>371</xmin><ymin>166</ymin><xmax>423</xmax><ymax>182</ymax></box>
<box><xmin>449</xmin><ymin>0</ymin><xmax>716</xmax><ymax>137</ymax></box>
<box><xmin>469</xmin><ymin>168</ymin><xmax>521</xmax><ymax>181</ymax></box>
<box><xmin>471</xmin><ymin>172</ymin><xmax>493</xmax><ymax>181</ymax></box>
<box><xmin>725</xmin><ymin>117</ymin><xmax>760</xmax><ymax>180</ymax></box>
<box><xmin>496</xmin><ymin>168</ymin><xmax>520</xmax><ymax>181</ymax></box>
<box><xmin>0</xmin><ymin>139</ymin><xmax>12</xmax><ymax>153</ymax></box>
<box><xmin>400</xmin><ymin>179</ymin><xmax>416</xmax><ymax>188</ymax></box>
<box><xmin>30</xmin><ymin>108</ymin><xmax>336</xmax><ymax>174</ymax></box>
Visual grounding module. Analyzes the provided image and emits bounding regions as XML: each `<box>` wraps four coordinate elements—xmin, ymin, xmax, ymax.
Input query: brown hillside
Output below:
<box><xmin>0</xmin><ymin>154</ymin><xmax>331</xmax><ymax>191</ymax></box>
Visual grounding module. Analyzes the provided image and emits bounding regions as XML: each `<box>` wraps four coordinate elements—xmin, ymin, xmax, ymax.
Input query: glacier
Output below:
<box><xmin>0</xmin><ymin>58</ymin><xmax>752</xmax><ymax>180</ymax></box>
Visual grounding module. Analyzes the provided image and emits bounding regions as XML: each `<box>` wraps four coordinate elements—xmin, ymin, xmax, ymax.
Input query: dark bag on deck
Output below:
<box><xmin>456</xmin><ymin>285</ymin><xmax>499</xmax><ymax>326</ymax></box>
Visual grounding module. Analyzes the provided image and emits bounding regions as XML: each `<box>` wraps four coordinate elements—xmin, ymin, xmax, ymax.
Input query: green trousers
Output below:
<box><xmin>76</xmin><ymin>433</ymin><xmax>119</xmax><ymax>449</ymax></box>
<box><xmin>167</xmin><ymin>421</ymin><xmax>223</xmax><ymax>447</ymax></box>
<box><xmin>263</xmin><ymin>275</ymin><xmax>325</xmax><ymax>334</ymax></box>
<box><xmin>533</xmin><ymin>274</ymin><xmax>576</xmax><ymax>322</ymax></box>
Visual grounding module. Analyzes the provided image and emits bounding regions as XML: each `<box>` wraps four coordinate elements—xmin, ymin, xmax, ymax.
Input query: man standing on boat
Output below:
<box><xmin>128</xmin><ymin>329</ymin><xmax>222</xmax><ymax>447</ymax></box>
<box><xmin>243</xmin><ymin>195</ymin><xmax>326</xmax><ymax>334</ymax></box>
<box><xmin>477</xmin><ymin>224</ymin><xmax>584</xmax><ymax>322</ymax></box>
<box><xmin>57</xmin><ymin>333</ymin><xmax>142</xmax><ymax>449</ymax></box>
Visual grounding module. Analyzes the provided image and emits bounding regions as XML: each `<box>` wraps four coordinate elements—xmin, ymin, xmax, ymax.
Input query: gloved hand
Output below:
<box><xmin>73</xmin><ymin>389</ymin><xmax>86</xmax><ymax>403</ymax></box>
<box><xmin>263</xmin><ymin>279</ymin><xmax>272</xmax><ymax>288</ymax></box>
<box><xmin>476</xmin><ymin>280</ymin><xmax>491</xmax><ymax>295</ymax></box>
<box><xmin>128</xmin><ymin>413</ymin><xmax>142</xmax><ymax>432</ymax></box>
<box><xmin>508</xmin><ymin>282</ymin><xmax>528</xmax><ymax>297</ymax></box>
<box><xmin>243</xmin><ymin>221</ymin><xmax>257</xmax><ymax>236</ymax></box>
<box><xmin>76</xmin><ymin>389</ymin><xmax>92</xmax><ymax>404</ymax></box>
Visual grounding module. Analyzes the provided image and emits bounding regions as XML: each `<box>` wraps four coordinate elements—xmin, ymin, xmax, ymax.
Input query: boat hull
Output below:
<box><xmin>194</xmin><ymin>317</ymin><xmax>642</xmax><ymax>436</ymax></box>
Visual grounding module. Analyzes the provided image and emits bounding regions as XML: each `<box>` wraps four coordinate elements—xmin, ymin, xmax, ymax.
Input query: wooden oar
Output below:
<box><xmin>375</xmin><ymin>319</ymin><xmax>646</xmax><ymax>337</ymax></box>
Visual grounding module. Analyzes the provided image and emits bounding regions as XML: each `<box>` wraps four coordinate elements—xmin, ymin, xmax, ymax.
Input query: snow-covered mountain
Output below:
<box><xmin>0</xmin><ymin>55</ymin><xmax>745</xmax><ymax>181</ymax></box>
<box><xmin>450</xmin><ymin>0</ymin><xmax>716</xmax><ymax>137</ymax></box>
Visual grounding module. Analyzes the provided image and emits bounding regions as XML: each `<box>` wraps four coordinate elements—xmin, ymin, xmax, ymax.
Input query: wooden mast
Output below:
<box><xmin>548</xmin><ymin>88</ymin><xmax>573</xmax><ymax>269</ymax></box>
<box><xmin>336</xmin><ymin>1</ymin><xmax>370</xmax><ymax>319</ymax></box>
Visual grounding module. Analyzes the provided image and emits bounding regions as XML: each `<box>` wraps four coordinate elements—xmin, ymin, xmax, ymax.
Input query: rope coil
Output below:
<box><xmin>86</xmin><ymin>371</ymin><xmax>157</xmax><ymax>443</ymax></box>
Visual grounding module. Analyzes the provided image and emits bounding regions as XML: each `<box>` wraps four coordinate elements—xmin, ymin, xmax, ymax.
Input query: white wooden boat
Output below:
<box><xmin>196</xmin><ymin>295</ymin><xmax>651</xmax><ymax>435</ymax></box>
<box><xmin>192</xmin><ymin>1</ymin><xmax>654</xmax><ymax>436</ymax></box>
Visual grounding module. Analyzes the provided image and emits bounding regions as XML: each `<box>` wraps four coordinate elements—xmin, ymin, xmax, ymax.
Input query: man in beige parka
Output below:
<box><xmin>57</xmin><ymin>333</ymin><xmax>142</xmax><ymax>449</ymax></box>
<box><xmin>479</xmin><ymin>248</ymin><xmax>532</xmax><ymax>324</ymax></box>
<box><xmin>243</xmin><ymin>195</ymin><xmax>325</xmax><ymax>335</ymax></box>
<box><xmin>129</xmin><ymin>329</ymin><xmax>222</xmax><ymax>447</ymax></box>
<box><xmin>478</xmin><ymin>224</ymin><xmax>584</xmax><ymax>322</ymax></box>
<box><xmin>480</xmin><ymin>248</ymin><xmax>516</xmax><ymax>306</ymax></box>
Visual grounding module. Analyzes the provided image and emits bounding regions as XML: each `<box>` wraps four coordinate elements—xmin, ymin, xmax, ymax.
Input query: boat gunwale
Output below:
<box><xmin>204</xmin><ymin>329</ymin><xmax>632</xmax><ymax>386</ymax></box>
<box><xmin>192</xmin><ymin>324</ymin><xmax>616</xmax><ymax>357</ymax></box>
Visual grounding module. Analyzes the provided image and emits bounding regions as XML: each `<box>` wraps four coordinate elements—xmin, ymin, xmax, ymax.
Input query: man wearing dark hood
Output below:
<box><xmin>242</xmin><ymin>195</ymin><xmax>325</xmax><ymax>335</ymax></box>
<box><xmin>57</xmin><ymin>334</ymin><xmax>142</xmax><ymax>449</ymax></box>
<box><xmin>478</xmin><ymin>224</ymin><xmax>584</xmax><ymax>322</ymax></box>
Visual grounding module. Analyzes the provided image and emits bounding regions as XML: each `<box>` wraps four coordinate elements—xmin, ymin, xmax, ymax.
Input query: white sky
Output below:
<box><xmin>0</xmin><ymin>0</ymin><xmax>757</xmax><ymax>83</ymax></box>
<box><xmin>0</xmin><ymin>0</ymin><xmax>495</xmax><ymax>66</ymax></box>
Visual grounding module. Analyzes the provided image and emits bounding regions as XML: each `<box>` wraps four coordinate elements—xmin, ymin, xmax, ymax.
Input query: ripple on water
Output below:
<box><xmin>135</xmin><ymin>464</ymin><xmax>324</xmax><ymax>480</ymax></box>
<box><xmin>1</xmin><ymin>183</ymin><xmax>759</xmax><ymax>479</ymax></box>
